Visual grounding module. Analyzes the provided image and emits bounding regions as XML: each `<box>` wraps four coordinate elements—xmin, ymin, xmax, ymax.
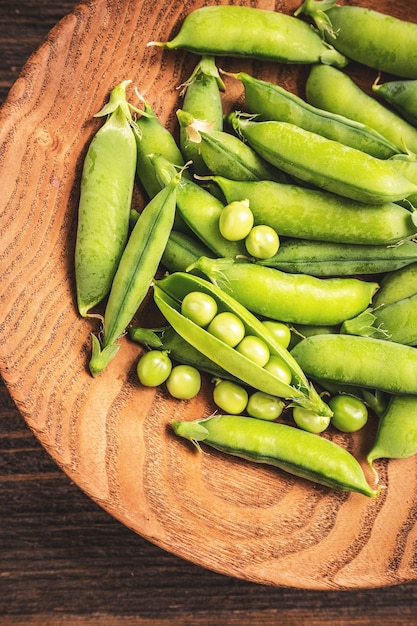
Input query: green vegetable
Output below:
<box><xmin>329</xmin><ymin>395</ymin><xmax>368</xmax><ymax>434</ymax></box>
<box><xmin>153</xmin><ymin>271</ymin><xmax>331</xmax><ymax>416</ymax></box>
<box><xmin>367</xmin><ymin>395</ymin><xmax>417</xmax><ymax>463</ymax></box>
<box><xmin>137</xmin><ymin>350</ymin><xmax>172</xmax><ymax>387</ymax></box>
<box><xmin>190</xmin><ymin>256</ymin><xmax>378</xmax><ymax>326</ymax></box>
<box><xmin>246</xmin><ymin>392</ymin><xmax>285</xmax><ymax>421</ymax></box>
<box><xmin>234</xmin><ymin>70</ymin><xmax>398</xmax><ymax>159</ymax></box>
<box><xmin>166</xmin><ymin>364</ymin><xmax>201</xmax><ymax>399</ymax></box>
<box><xmin>212</xmin><ymin>379</ymin><xmax>248</xmax><ymax>415</ymax></box>
<box><xmin>172</xmin><ymin>414</ymin><xmax>378</xmax><ymax>497</ymax></box>
<box><xmin>228</xmin><ymin>112</ymin><xmax>417</xmax><ymax>204</ymax></box>
<box><xmin>88</xmin><ymin>173</ymin><xmax>179</xmax><ymax>376</ymax></box>
<box><xmin>75</xmin><ymin>80</ymin><xmax>140</xmax><ymax>317</ymax></box>
<box><xmin>150</xmin><ymin>5</ymin><xmax>347</xmax><ymax>66</ymax></box>
<box><xmin>291</xmin><ymin>334</ymin><xmax>417</xmax><ymax>395</ymax></box>
<box><xmin>305</xmin><ymin>65</ymin><xmax>417</xmax><ymax>155</ymax></box>
<box><xmin>292</xmin><ymin>406</ymin><xmax>331</xmax><ymax>434</ymax></box>
<box><xmin>210</xmin><ymin>176</ymin><xmax>417</xmax><ymax>245</ymax></box>
<box><xmin>373</xmin><ymin>78</ymin><xmax>417</xmax><ymax>127</ymax></box>
<box><xmin>245</xmin><ymin>225</ymin><xmax>279</xmax><ymax>259</ymax></box>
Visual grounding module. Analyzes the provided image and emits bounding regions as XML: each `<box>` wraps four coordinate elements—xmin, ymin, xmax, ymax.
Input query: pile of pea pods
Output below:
<box><xmin>74</xmin><ymin>1</ymin><xmax>417</xmax><ymax>497</ymax></box>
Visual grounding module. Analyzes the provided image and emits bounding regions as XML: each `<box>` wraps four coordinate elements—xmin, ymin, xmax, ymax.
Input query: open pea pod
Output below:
<box><xmin>154</xmin><ymin>272</ymin><xmax>332</xmax><ymax>417</ymax></box>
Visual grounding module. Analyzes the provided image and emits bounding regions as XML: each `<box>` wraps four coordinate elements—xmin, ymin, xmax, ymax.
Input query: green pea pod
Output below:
<box><xmin>172</xmin><ymin>414</ymin><xmax>378</xmax><ymax>497</ymax></box>
<box><xmin>129</xmin><ymin>325</ymin><xmax>238</xmax><ymax>382</ymax></box>
<box><xmin>291</xmin><ymin>334</ymin><xmax>417</xmax><ymax>395</ymax></box>
<box><xmin>88</xmin><ymin>173</ymin><xmax>179</xmax><ymax>377</ymax></box>
<box><xmin>234</xmin><ymin>71</ymin><xmax>398</xmax><ymax>159</ymax></box>
<box><xmin>305</xmin><ymin>65</ymin><xmax>417</xmax><ymax>155</ymax></box>
<box><xmin>179</xmin><ymin>56</ymin><xmax>225</xmax><ymax>176</ymax></box>
<box><xmin>190</xmin><ymin>256</ymin><xmax>378</xmax><ymax>326</ymax></box>
<box><xmin>373</xmin><ymin>262</ymin><xmax>417</xmax><ymax>308</ymax></box>
<box><xmin>372</xmin><ymin>78</ymin><xmax>417</xmax><ymax>128</ymax></box>
<box><xmin>258</xmin><ymin>238</ymin><xmax>417</xmax><ymax>276</ymax></box>
<box><xmin>161</xmin><ymin>230</ymin><xmax>214</xmax><ymax>275</ymax></box>
<box><xmin>298</xmin><ymin>1</ymin><xmax>417</xmax><ymax>79</ymax></box>
<box><xmin>75</xmin><ymin>80</ymin><xmax>140</xmax><ymax>317</ymax></box>
<box><xmin>176</xmin><ymin>109</ymin><xmax>288</xmax><ymax>183</ymax></box>
<box><xmin>367</xmin><ymin>395</ymin><xmax>417</xmax><ymax>464</ymax></box>
<box><xmin>228</xmin><ymin>112</ymin><xmax>417</xmax><ymax>204</ymax></box>
<box><xmin>154</xmin><ymin>271</ymin><xmax>331</xmax><ymax>417</ymax></box>
<box><xmin>209</xmin><ymin>176</ymin><xmax>417</xmax><ymax>245</ymax></box>
<box><xmin>135</xmin><ymin>98</ymin><xmax>185</xmax><ymax>198</ymax></box>
<box><xmin>150</xmin><ymin>154</ymin><xmax>246</xmax><ymax>258</ymax></box>
<box><xmin>149</xmin><ymin>5</ymin><xmax>347</xmax><ymax>67</ymax></box>
<box><xmin>371</xmin><ymin>295</ymin><xmax>417</xmax><ymax>346</ymax></box>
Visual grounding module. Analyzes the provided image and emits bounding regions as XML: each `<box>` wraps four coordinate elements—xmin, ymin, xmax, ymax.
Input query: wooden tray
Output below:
<box><xmin>1</xmin><ymin>0</ymin><xmax>416</xmax><ymax>589</ymax></box>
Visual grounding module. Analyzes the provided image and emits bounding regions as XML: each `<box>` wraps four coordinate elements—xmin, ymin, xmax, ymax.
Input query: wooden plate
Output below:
<box><xmin>1</xmin><ymin>0</ymin><xmax>417</xmax><ymax>590</ymax></box>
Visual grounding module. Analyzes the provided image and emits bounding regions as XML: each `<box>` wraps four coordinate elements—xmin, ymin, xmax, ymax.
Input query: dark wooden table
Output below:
<box><xmin>2</xmin><ymin>1</ymin><xmax>417</xmax><ymax>624</ymax></box>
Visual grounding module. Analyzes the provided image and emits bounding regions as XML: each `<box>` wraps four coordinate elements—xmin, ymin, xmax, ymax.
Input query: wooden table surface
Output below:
<box><xmin>2</xmin><ymin>1</ymin><xmax>417</xmax><ymax>624</ymax></box>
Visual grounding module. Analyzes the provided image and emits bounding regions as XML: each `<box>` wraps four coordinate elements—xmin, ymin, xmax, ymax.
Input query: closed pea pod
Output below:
<box><xmin>189</xmin><ymin>256</ymin><xmax>378</xmax><ymax>326</ymax></box>
<box><xmin>149</xmin><ymin>5</ymin><xmax>347</xmax><ymax>67</ymax></box>
<box><xmin>373</xmin><ymin>262</ymin><xmax>417</xmax><ymax>308</ymax></box>
<box><xmin>372</xmin><ymin>78</ymin><xmax>417</xmax><ymax>128</ymax></box>
<box><xmin>228</xmin><ymin>113</ymin><xmax>417</xmax><ymax>205</ymax></box>
<box><xmin>259</xmin><ymin>238</ymin><xmax>417</xmax><ymax>277</ymax></box>
<box><xmin>305</xmin><ymin>65</ymin><xmax>417</xmax><ymax>155</ymax></box>
<box><xmin>367</xmin><ymin>395</ymin><xmax>417</xmax><ymax>463</ymax></box>
<box><xmin>291</xmin><ymin>334</ymin><xmax>417</xmax><ymax>395</ymax></box>
<box><xmin>135</xmin><ymin>97</ymin><xmax>185</xmax><ymax>199</ymax></box>
<box><xmin>172</xmin><ymin>415</ymin><xmax>378</xmax><ymax>497</ymax></box>
<box><xmin>234</xmin><ymin>71</ymin><xmax>398</xmax><ymax>159</ymax></box>
<box><xmin>176</xmin><ymin>109</ymin><xmax>287</xmax><ymax>183</ymax></box>
<box><xmin>298</xmin><ymin>1</ymin><xmax>417</xmax><ymax>79</ymax></box>
<box><xmin>179</xmin><ymin>56</ymin><xmax>225</xmax><ymax>176</ymax></box>
<box><xmin>161</xmin><ymin>230</ymin><xmax>215</xmax><ymax>275</ymax></box>
<box><xmin>88</xmin><ymin>174</ymin><xmax>179</xmax><ymax>376</ymax></box>
<box><xmin>75</xmin><ymin>80</ymin><xmax>140</xmax><ymax>317</ymax></box>
<box><xmin>209</xmin><ymin>176</ymin><xmax>417</xmax><ymax>245</ymax></box>
<box><xmin>154</xmin><ymin>271</ymin><xmax>331</xmax><ymax>416</ymax></box>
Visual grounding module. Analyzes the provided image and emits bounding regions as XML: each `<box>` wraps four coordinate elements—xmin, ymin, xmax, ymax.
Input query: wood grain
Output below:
<box><xmin>2</xmin><ymin>0</ymin><xmax>417</xmax><ymax>592</ymax></box>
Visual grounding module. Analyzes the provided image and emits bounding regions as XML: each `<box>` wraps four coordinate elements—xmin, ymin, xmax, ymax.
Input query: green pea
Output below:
<box><xmin>75</xmin><ymin>81</ymin><xmax>140</xmax><ymax>317</ymax></box>
<box><xmin>172</xmin><ymin>415</ymin><xmax>378</xmax><ymax>497</ymax></box>
<box><xmin>305</xmin><ymin>65</ymin><xmax>417</xmax><ymax>155</ymax></box>
<box><xmin>212</xmin><ymin>379</ymin><xmax>248</xmax><ymax>415</ymax></box>
<box><xmin>137</xmin><ymin>350</ymin><xmax>172</xmax><ymax>387</ymax></box>
<box><xmin>181</xmin><ymin>291</ymin><xmax>218</xmax><ymax>328</ymax></box>
<box><xmin>150</xmin><ymin>5</ymin><xmax>347</xmax><ymax>67</ymax></box>
<box><xmin>264</xmin><ymin>356</ymin><xmax>292</xmax><ymax>386</ymax></box>
<box><xmin>291</xmin><ymin>334</ymin><xmax>417</xmax><ymax>395</ymax></box>
<box><xmin>262</xmin><ymin>321</ymin><xmax>291</xmax><ymax>350</ymax></box>
<box><xmin>246</xmin><ymin>391</ymin><xmax>285</xmax><ymax>421</ymax></box>
<box><xmin>293</xmin><ymin>407</ymin><xmax>330</xmax><ymax>434</ymax></box>
<box><xmin>228</xmin><ymin>113</ymin><xmax>417</xmax><ymax>205</ymax></box>
<box><xmin>207</xmin><ymin>311</ymin><xmax>245</xmax><ymax>347</ymax></box>
<box><xmin>191</xmin><ymin>256</ymin><xmax>378</xmax><ymax>326</ymax></box>
<box><xmin>166</xmin><ymin>364</ymin><xmax>201</xmax><ymax>400</ymax></box>
<box><xmin>210</xmin><ymin>176</ymin><xmax>417</xmax><ymax>246</ymax></box>
<box><xmin>329</xmin><ymin>395</ymin><xmax>368</xmax><ymax>434</ymax></box>
<box><xmin>245</xmin><ymin>225</ymin><xmax>280</xmax><ymax>259</ymax></box>
<box><xmin>88</xmin><ymin>174</ymin><xmax>179</xmax><ymax>377</ymax></box>
<box><xmin>235</xmin><ymin>70</ymin><xmax>398</xmax><ymax>159</ymax></box>
<box><xmin>235</xmin><ymin>335</ymin><xmax>270</xmax><ymax>367</ymax></box>
<box><xmin>219</xmin><ymin>200</ymin><xmax>254</xmax><ymax>242</ymax></box>
<box><xmin>299</xmin><ymin>2</ymin><xmax>417</xmax><ymax>79</ymax></box>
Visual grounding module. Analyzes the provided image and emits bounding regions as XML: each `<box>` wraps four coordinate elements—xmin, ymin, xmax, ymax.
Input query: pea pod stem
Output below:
<box><xmin>88</xmin><ymin>173</ymin><xmax>180</xmax><ymax>377</ymax></box>
<box><xmin>172</xmin><ymin>415</ymin><xmax>378</xmax><ymax>497</ymax></box>
<box><xmin>154</xmin><ymin>271</ymin><xmax>331</xmax><ymax>417</ymax></box>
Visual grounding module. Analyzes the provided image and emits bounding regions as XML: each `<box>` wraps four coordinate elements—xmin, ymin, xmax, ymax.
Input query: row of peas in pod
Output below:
<box><xmin>74</xmin><ymin>1</ymin><xmax>417</xmax><ymax>498</ymax></box>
